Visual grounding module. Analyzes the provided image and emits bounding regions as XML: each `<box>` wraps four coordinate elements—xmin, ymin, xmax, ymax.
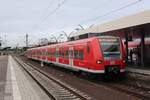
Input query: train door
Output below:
<box><xmin>40</xmin><ymin>49</ymin><xmax>42</xmax><ymax>60</ymax></box>
<box><xmin>56</xmin><ymin>47</ymin><xmax>59</xmax><ymax>63</ymax></box>
<box><xmin>45</xmin><ymin>48</ymin><xmax>48</xmax><ymax>61</ymax></box>
<box><xmin>69</xmin><ymin>47</ymin><xmax>74</xmax><ymax>66</ymax></box>
<box><xmin>50</xmin><ymin>48</ymin><xmax>52</xmax><ymax>62</ymax></box>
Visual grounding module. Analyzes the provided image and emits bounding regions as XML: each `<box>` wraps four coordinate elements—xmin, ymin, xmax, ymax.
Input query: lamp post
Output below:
<box><xmin>78</xmin><ymin>24</ymin><xmax>84</xmax><ymax>30</ymax></box>
<box><xmin>61</xmin><ymin>31</ymin><xmax>75</xmax><ymax>41</ymax></box>
<box><xmin>61</xmin><ymin>31</ymin><xmax>69</xmax><ymax>41</ymax></box>
<box><xmin>68</xmin><ymin>31</ymin><xmax>75</xmax><ymax>41</ymax></box>
<box><xmin>50</xmin><ymin>34</ymin><xmax>64</xmax><ymax>43</ymax></box>
<box><xmin>56</xmin><ymin>34</ymin><xmax>63</xmax><ymax>42</ymax></box>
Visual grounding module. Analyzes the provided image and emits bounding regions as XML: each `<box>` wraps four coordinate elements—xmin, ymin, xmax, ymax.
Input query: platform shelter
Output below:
<box><xmin>70</xmin><ymin>10</ymin><xmax>150</xmax><ymax>67</ymax></box>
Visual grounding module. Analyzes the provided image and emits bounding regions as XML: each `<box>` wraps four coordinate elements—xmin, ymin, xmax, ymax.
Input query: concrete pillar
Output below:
<box><xmin>124</xmin><ymin>29</ymin><xmax>129</xmax><ymax>63</ymax></box>
<box><xmin>140</xmin><ymin>27</ymin><xmax>145</xmax><ymax>66</ymax></box>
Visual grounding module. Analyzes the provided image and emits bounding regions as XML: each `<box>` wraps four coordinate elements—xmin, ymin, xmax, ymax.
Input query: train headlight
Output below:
<box><xmin>97</xmin><ymin>60</ymin><xmax>103</xmax><ymax>64</ymax></box>
<box><xmin>123</xmin><ymin>60</ymin><xmax>126</xmax><ymax>63</ymax></box>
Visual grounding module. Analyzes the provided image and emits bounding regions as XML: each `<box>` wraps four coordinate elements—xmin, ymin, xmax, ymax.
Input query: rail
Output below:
<box><xmin>13</xmin><ymin>56</ymin><xmax>94</xmax><ymax>100</ymax></box>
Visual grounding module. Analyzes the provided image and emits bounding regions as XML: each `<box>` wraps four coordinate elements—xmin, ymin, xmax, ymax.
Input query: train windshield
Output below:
<box><xmin>99</xmin><ymin>38</ymin><xmax>121</xmax><ymax>60</ymax></box>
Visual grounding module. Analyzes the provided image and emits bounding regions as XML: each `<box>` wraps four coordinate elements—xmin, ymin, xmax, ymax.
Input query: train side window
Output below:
<box><xmin>62</xmin><ymin>49</ymin><xmax>64</xmax><ymax>58</ymax></box>
<box><xmin>56</xmin><ymin>51</ymin><xmax>59</xmax><ymax>57</ymax></box>
<box><xmin>47</xmin><ymin>51</ymin><xmax>50</xmax><ymax>56</ymax></box>
<box><xmin>55</xmin><ymin>51</ymin><xmax>57</xmax><ymax>57</ymax></box>
<box><xmin>44</xmin><ymin>51</ymin><xmax>46</xmax><ymax>56</ymax></box>
<box><xmin>62</xmin><ymin>52</ymin><xmax>64</xmax><ymax>58</ymax></box>
<box><xmin>52</xmin><ymin>52</ymin><xmax>53</xmax><ymax>56</ymax></box>
<box><xmin>48</xmin><ymin>50</ymin><xmax>50</xmax><ymax>56</ymax></box>
<box><xmin>87</xmin><ymin>45</ymin><xmax>90</xmax><ymax>53</ymax></box>
<box><xmin>49</xmin><ymin>51</ymin><xmax>51</xmax><ymax>56</ymax></box>
<box><xmin>59</xmin><ymin>51</ymin><xmax>61</xmax><ymax>57</ymax></box>
<box><xmin>79</xmin><ymin>50</ymin><xmax>84</xmax><ymax>60</ymax></box>
<box><xmin>66</xmin><ymin>50</ymin><xmax>69</xmax><ymax>59</ymax></box>
<box><xmin>54</xmin><ymin>51</ymin><xmax>56</xmax><ymax>57</ymax></box>
<box><xmin>70</xmin><ymin>50</ymin><xmax>73</xmax><ymax>59</ymax></box>
<box><xmin>45</xmin><ymin>51</ymin><xmax>47</xmax><ymax>56</ymax></box>
<box><xmin>74</xmin><ymin>50</ymin><xmax>78</xmax><ymax>59</ymax></box>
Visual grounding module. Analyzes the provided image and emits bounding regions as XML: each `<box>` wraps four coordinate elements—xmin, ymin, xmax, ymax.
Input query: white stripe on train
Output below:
<box><xmin>30</xmin><ymin>57</ymin><xmax>125</xmax><ymax>74</ymax></box>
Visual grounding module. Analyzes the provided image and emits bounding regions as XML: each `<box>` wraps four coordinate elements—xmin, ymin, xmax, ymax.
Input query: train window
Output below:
<box><xmin>47</xmin><ymin>51</ymin><xmax>50</xmax><ymax>56</ymax></box>
<box><xmin>53</xmin><ymin>52</ymin><xmax>55</xmax><ymax>57</ymax></box>
<box><xmin>62</xmin><ymin>49</ymin><xmax>64</xmax><ymax>58</ymax></box>
<box><xmin>44</xmin><ymin>51</ymin><xmax>45</xmax><ymax>56</ymax></box>
<box><xmin>44</xmin><ymin>51</ymin><xmax>46</xmax><ymax>56</ymax></box>
<box><xmin>44</xmin><ymin>52</ymin><xmax>46</xmax><ymax>55</ymax></box>
<box><xmin>74</xmin><ymin>50</ymin><xmax>78</xmax><ymax>59</ymax></box>
<box><xmin>49</xmin><ymin>52</ymin><xmax>51</xmax><ymax>56</ymax></box>
<box><xmin>79</xmin><ymin>50</ymin><xmax>84</xmax><ymax>60</ymax></box>
<box><xmin>69</xmin><ymin>50</ymin><xmax>73</xmax><ymax>59</ymax></box>
<box><xmin>56</xmin><ymin>51</ymin><xmax>59</xmax><ymax>57</ymax></box>
<box><xmin>66</xmin><ymin>50</ymin><xmax>69</xmax><ymax>59</ymax></box>
<box><xmin>45</xmin><ymin>51</ymin><xmax>46</xmax><ymax>56</ymax></box>
<box><xmin>52</xmin><ymin>52</ymin><xmax>54</xmax><ymax>56</ymax></box>
<box><xmin>87</xmin><ymin>45</ymin><xmax>90</xmax><ymax>53</ymax></box>
<box><xmin>59</xmin><ymin>51</ymin><xmax>61</xmax><ymax>57</ymax></box>
<box><xmin>54</xmin><ymin>51</ymin><xmax>56</xmax><ymax>57</ymax></box>
<box><xmin>52</xmin><ymin>52</ymin><xmax>55</xmax><ymax>57</ymax></box>
<box><xmin>62</xmin><ymin>52</ymin><xmax>64</xmax><ymax>58</ymax></box>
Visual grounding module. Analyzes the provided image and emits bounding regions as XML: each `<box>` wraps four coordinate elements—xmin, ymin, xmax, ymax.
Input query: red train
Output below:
<box><xmin>27</xmin><ymin>36</ymin><xmax>126</xmax><ymax>76</ymax></box>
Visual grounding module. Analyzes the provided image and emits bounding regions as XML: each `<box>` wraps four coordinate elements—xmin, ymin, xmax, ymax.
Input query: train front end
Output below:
<box><xmin>99</xmin><ymin>37</ymin><xmax>126</xmax><ymax>76</ymax></box>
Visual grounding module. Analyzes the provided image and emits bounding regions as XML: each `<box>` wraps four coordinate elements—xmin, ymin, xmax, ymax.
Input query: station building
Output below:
<box><xmin>70</xmin><ymin>10</ymin><xmax>150</xmax><ymax>67</ymax></box>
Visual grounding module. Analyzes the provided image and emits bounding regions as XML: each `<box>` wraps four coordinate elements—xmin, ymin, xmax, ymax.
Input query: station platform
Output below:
<box><xmin>0</xmin><ymin>55</ymin><xmax>50</xmax><ymax>100</ymax></box>
<box><xmin>126</xmin><ymin>65</ymin><xmax>150</xmax><ymax>76</ymax></box>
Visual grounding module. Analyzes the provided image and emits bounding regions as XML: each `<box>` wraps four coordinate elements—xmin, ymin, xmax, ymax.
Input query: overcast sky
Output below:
<box><xmin>0</xmin><ymin>0</ymin><xmax>150</xmax><ymax>47</ymax></box>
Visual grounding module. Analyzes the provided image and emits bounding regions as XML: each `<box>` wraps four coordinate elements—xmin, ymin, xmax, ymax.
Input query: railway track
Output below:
<box><xmin>80</xmin><ymin>73</ymin><xmax>150</xmax><ymax>99</ymax></box>
<box><xmin>76</xmin><ymin>71</ymin><xmax>150</xmax><ymax>99</ymax></box>
<box><xmin>13</xmin><ymin>56</ymin><xmax>94</xmax><ymax>100</ymax></box>
<box><xmin>97</xmin><ymin>81</ymin><xmax>150</xmax><ymax>100</ymax></box>
<box><xmin>18</xmin><ymin>56</ymin><xmax>150</xmax><ymax>100</ymax></box>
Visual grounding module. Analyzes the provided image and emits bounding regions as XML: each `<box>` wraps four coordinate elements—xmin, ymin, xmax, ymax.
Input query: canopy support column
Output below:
<box><xmin>125</xmin><ymin>29</ymin><xmax>129</xmax><ymax>63</ymax></box>
<box><xmin>140</xmin><ymin>27</ymin><xmax>145</xmax><ymax>66</ymax></box>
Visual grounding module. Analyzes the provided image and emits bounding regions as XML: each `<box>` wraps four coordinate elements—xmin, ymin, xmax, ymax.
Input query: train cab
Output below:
<box><xmin>97</xmin><ymin>36</ymin><xmax>126</xmax><ymax>75</ymax></box>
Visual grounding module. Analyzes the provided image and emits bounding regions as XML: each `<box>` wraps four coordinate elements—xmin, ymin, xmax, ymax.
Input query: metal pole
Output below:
<box><xmin>57</xmin><ymin>34</ymin><xmax>63</xmax><ymax>42</ymax></box>
<box><xmin>62</xmin><ymin>31</ymin><xmax>69</xmax><ymax>40</ymax></box>
<box><xmin>68</xmin><ymin>31</ymin><xmax>74</xmax><ymax>41</ymax></box>
<box><xmin>78</xmin><ymin>24</ymin><xmax>84</xmax><ymax>30</ymax></box>
<box><xmin>51</xmin><ymin>35</ymin><xmax>58</xmax><ymax>43</ymax></box>
<box><xmin>26</xmin><ymin>34</ymin><xmax>29</xmax><ymax>49</ymax></box>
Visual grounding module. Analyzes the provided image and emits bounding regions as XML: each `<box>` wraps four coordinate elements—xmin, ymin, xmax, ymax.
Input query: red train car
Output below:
<box><xmin>27</xmin><ymin>36</ymin><xmax>126</xmax><ymax>75</ymax></box>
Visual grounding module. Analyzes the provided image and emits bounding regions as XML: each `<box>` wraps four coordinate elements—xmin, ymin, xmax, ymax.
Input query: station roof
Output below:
<box><xmin>71</xmin><ymin>10</ymin><xmax>150</xmax><ymax>37</ymax></box>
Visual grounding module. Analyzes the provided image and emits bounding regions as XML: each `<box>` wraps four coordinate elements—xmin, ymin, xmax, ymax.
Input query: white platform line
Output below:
<box><xmin>127</xmin><ymin>67</ymin><xmax>150</xmax><ymax>75</ymax></box>
<box><xmin>8</xmin><ymin>56</ymin><xmax>22</xmax><ymax>100</ymax></box>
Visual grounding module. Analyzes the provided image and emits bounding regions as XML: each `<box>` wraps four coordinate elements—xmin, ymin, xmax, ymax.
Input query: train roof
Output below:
<box><xmin>28</xmin><ymin>36</ymin><xmax>120</xmax><ymax>50</ymax></box>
